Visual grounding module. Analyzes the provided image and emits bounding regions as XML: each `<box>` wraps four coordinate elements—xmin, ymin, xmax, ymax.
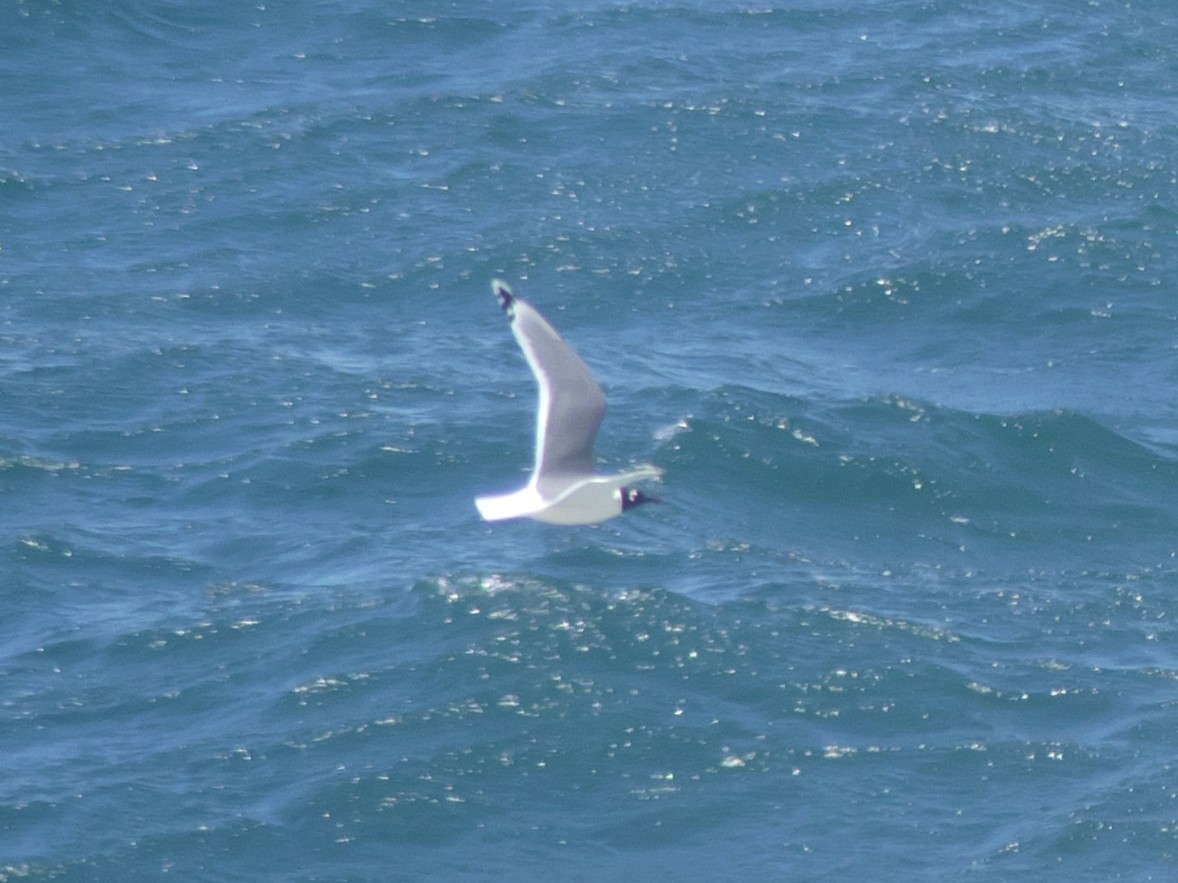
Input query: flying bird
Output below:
<box><xmin>475</xmin><ymin>279</ymin><xmax>662</xmax><ymax>524</ymax></box>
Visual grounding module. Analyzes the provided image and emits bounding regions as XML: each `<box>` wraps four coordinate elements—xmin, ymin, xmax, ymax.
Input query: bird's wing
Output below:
<box><xmin>494</xmin><ymin>281</ymin><xmax>606</xmax><ymax>482</ymax></box>
<box><xmin>475</xmin><ymin>486</ymin><xmax>547</xmax><ymax>521</ymax></box>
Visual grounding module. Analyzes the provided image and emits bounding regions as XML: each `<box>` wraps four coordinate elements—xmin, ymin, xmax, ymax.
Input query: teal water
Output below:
<box><xmin>3</xmin><ymin>1</ymin><xmax>1178</xmax><ymax>879</ymax></box>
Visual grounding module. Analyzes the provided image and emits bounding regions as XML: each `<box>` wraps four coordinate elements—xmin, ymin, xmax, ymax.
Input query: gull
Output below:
<box><xmin>475</xmin><ymin>279</ymin><xmax>662</xmax><ymax>524</ymax></box>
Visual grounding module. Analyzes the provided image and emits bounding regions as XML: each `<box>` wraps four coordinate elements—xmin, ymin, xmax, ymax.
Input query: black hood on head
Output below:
<box><xmin>621</xmin><ymin>486</ymin><xmax>660</xmax><ymax>512</ymax></box>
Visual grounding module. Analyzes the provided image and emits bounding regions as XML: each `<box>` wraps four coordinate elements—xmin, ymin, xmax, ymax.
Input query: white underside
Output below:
<box><xmin>476</xmin><ymin>466</ymin><xmax>662</xmax><ymax>525</ymax></box>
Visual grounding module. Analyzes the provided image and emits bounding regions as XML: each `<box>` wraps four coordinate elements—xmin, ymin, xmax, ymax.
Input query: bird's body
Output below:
<box><xmin>475</xmin><ymin>280</ymin><xmax>661</xmax><ymax>525</ymax></box>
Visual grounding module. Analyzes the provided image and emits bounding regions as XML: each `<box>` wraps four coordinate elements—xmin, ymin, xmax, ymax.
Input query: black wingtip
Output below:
<box><xmin>491</xmin><ymin>279</ymin><xmax>515</xmax><ymax>316</ymax></box>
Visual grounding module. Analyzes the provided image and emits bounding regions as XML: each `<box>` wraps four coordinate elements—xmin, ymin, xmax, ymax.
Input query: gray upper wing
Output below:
<box><xmin>497</xmin><ymin>284</ymin><xmax>606</xmax><ymax>481</ymax></box>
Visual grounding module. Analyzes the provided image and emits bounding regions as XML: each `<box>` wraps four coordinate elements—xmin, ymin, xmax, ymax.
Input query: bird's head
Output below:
<box><xmin>620</xmin><ymin>486</ymin><xmax>661</xmax><ymax>512</ymax></box>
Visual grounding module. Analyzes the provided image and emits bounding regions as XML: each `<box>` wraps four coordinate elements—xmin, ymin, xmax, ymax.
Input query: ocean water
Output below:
<box><xmin>3</xmin><ymin>0</ymin><xmax>1178</xmax><ymax>879</ymax></box>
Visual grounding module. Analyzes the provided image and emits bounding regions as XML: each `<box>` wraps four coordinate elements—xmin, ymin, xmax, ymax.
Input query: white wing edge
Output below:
<box><xmin>475</xmin><ymin>486</ymin><xmax>547</xmax><ymax>521</ymax></box>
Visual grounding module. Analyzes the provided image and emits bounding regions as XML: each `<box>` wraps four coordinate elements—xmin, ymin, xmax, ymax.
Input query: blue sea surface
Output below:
<box><xmin>3</xmin><ymin>1</ymin><xmax>1178</xmax><ymax>879</ymax></box>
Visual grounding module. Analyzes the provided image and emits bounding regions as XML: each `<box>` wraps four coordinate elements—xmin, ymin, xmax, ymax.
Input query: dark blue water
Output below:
<box><xmin>3</xmin><ymin>1</ymin><xmax>1177</xmax><ymax>879</ymax></box>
